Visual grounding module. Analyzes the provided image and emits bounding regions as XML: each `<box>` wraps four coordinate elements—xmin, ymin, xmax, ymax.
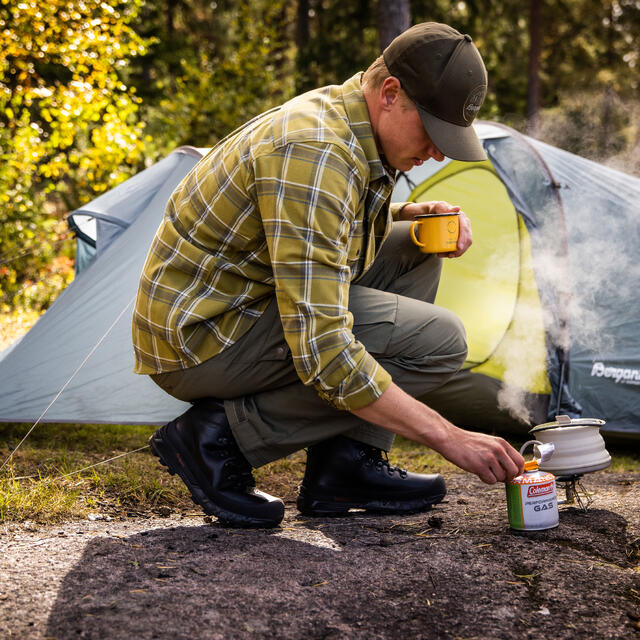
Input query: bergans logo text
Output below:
<box><xmin>527</xmin><ymin>482</ymin><xmax>554</xmax><ymax>498</ymax></box>
<box><xmin>591</xmin><ymin>362</ymin><xmax>640</xmax><ymax>385</ymax></box>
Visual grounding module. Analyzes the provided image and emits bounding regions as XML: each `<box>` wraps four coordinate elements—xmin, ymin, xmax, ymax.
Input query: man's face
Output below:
<box><xmin>374</xmin><ymin>82</ymin><xmax>445</xmax><ymax>171</ymax></box>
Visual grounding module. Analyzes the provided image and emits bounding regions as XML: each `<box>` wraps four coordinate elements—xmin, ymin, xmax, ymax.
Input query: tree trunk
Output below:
<box><xmin>296</xmin><ymin>0</ymin><xmax>310</xmax><ymax>50</ymax></box>
<box><xmin>526</xmin><ymin>0</ymin><xmax>542</xmax><ymax>134</ymax></box>
<box><xmin>295</xmin><ymin>0</ymin><xmax>311</xmax><ymax>93</ymax></box>
<box><xmin>377</xmin><ymin>0</ymin><xmax>410</xmax><ymax>51</ymax></box>
<box><xmin>601</xmin><ymin>0</ymin><xmax>615</xmax><ymax>157</ymax></box>
<box><xmin>166</xmin><ymin>0</ymin><xmax>178</xmax><ymax>93</ymax></box>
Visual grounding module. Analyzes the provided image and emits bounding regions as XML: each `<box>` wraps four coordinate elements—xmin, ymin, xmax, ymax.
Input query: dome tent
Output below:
<box><xmin>0</xmin><ymin>125</ymin><xmax>638</xmax><ymax>440</ymax></box>
<box><xmin>394</xmin><ymin>122</ymin><xmax>640</xmax><ymax>439</ymax></box>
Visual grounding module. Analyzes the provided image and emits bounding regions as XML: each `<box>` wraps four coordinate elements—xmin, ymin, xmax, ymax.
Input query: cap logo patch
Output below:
<box><xmin>463</xmin><ymin>85</ymin><xmax>486</xmax><ymax>124</ymax></box>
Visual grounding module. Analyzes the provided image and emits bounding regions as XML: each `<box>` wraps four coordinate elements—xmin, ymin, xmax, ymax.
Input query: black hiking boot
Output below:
<box><xmin>149</xmin><ymin>398</ymin><xmax>284</xmax><ymax>528</ymax></box>
<box><xmin>297</xmin><ymin>435</ymin><xmax>446</xmax><ymax>517</ymax></box>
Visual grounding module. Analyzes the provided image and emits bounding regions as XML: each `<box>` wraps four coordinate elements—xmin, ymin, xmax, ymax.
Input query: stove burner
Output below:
<box><xmin>555</xmin><ymin>474</ymin><xmax>593</xmax><ymax>512</ymax></box>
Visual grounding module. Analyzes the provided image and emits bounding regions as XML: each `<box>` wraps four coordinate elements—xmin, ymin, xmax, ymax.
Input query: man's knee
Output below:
<box><xmin>391</xmin><ymin>300</ymin><xmax>468</xmax><ymax>371</ymax></box>
<box><xmin>431</xmin><ymin>308</ymin><xmax>467</xmax><ymax>370</ymax></box>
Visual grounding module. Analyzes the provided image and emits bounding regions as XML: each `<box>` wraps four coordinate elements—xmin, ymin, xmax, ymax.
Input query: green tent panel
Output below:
<box><xmin>412</xmin><ymin>159</ymin><xmax>551</xmax><ymax>395</ymax></box>
<box><xmin>471</xmin><ymin>215</ymin><xmax>551</xmax><ymax>397</ymax></box>
<box><xmin>411</xmin><ymin>160</ymin><xmax>521</xmax><ymax>369</ymax></box>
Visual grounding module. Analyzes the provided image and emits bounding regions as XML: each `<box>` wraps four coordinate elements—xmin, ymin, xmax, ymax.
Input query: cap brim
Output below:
<box><xmin>417</xmin><ymin>107</ymin><xmax>487</xmax><ymax>162</ymax></box>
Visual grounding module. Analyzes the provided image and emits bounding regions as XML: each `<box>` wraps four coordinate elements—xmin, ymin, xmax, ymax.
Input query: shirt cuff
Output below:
<box><xmin>390</xmin><ymin>201</ymin><xmax>410</xmax><ymax>221</ymax></box>
<box><xmin>314</xmin><ymin>348</ymin><xmax>393</xmax><ymax>411</ymax></box>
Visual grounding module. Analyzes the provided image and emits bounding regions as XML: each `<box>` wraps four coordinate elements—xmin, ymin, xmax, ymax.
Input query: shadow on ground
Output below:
<box><xmin>40</xmin><ymin>473</ymin><xmax>639</xmax><ymax>640</ymax></box>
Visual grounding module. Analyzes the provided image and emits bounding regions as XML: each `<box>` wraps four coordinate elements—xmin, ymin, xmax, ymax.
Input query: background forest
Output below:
<box><xmin>1</xmin><ymin>0</ymin><xmax>639</xmax><ymax>345</ymax></box>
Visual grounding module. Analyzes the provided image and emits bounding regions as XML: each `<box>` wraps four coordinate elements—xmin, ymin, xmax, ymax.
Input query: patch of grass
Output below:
<box><xmin>1</xmin><ymin>422</ymin><xmax>158</xmax><ymax>453</ymax></box>
<box><xmin>254</xmin><ymin>452</ymin><xmax>307</xmax><ymax>502</ymax></box>
<box><xmin>388</xmin><ymin>435</ymin><xmax>459</xmax><ymax>476</ymax></box>
<box><xmin>0</xmin><ymin>424</ymin><xmax>638</xmax><ymax>524</ymax></box>
<box><xmin>0</xmin><ymin>422</ymin><xmax>190</xmax><ymax>523</ymax></box>
<box><xmin>0</xmin><ymin>467</ymin><xmax>85</xmax><ymax>522</ymax></box>
<box><xmin>605</xmin><ymin>444</ymin><xmax>640</xmax><ymax>473</ymax></box>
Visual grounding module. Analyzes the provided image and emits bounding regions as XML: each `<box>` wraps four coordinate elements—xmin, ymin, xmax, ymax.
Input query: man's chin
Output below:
<box><xmin>383</xmin><ymin>157</ymin><xmax>416</xmax><ymax>173</ymax></box>
<box><xmin>393</xmin><ymin>160</ymin><xmax>415</xmax><ymax>172</ymax></box>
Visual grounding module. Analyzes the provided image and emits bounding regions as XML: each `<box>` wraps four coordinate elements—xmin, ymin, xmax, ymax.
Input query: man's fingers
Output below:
<box><xmin>430</xmin><ymin>201</ymin><xmax>460</xmax><ymax>214</ymax></box>
<box><xmin>506</xmin><ymin>444</ymin><xmax>526</xmax><ymax>476</ymax></box>
<box><xmin>479</xmin><ymin>466</ymin><xmax>499</xmax><ymax>484</ymax></box>
<box><xmin>496</xmin><ymin>457</ymin><xmax>518</xmax><ymax>483</ymax></box>
<box><xmin>443</xmin><ymin>428</ymin><xmax>525</xmax><ymax>485</ymax></box>
<box><xmin>478</xmin><ymin>439</ymin><xmax>523</xmax><ymax>484</ymax></box>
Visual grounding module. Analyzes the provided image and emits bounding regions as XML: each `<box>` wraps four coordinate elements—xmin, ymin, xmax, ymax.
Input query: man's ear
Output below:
<box><xmin>380</xmin><ymin>76</ymin><xmax>402</xmax><ymax>110</ymax></box>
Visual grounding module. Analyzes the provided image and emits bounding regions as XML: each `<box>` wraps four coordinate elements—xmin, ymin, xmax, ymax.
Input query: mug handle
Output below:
<box><xmin>409</xmin><ymin>221</ymin><xmax>425</xmax><ymax>247</ymax></box>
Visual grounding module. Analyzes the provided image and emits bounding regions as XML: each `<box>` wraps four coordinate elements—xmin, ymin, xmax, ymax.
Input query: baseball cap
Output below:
<box><xmin>383</xmin><ymin>22</ymin><xmax>488</xmax><ymax>162</ymax></box>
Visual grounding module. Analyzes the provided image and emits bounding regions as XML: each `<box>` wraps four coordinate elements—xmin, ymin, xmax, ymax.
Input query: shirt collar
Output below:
<box><xmin>340</xmin><ymin>73</ymin><xmax>393</xmax><ymax>183</ymax></box>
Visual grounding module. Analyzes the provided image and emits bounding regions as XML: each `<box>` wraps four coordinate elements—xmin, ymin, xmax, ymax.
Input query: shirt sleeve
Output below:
<box><xmin>390</xmin><ymin>202</ymin><xmax>410</xmax><ymax>220</ymax></box>
<box><xmin>254</xmin><ymin>142</ymin><xmax>392</xmax><ymax>411</ymax></box>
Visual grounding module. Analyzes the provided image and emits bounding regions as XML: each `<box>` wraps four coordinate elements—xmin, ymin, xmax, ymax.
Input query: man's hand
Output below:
<box><xmin>400</xmin><ymin>200</ymin><xmax>472</xmax><ymax>258</ymax></box>
<box><xmin>352</xmin><ymin>382</ymin><xmax>524</xmax><ymax>484</ymax></box>
<box><xmin>434</xmin><ymin>426</ymin><xmax>524</xmax><ymax>484</ymax></box>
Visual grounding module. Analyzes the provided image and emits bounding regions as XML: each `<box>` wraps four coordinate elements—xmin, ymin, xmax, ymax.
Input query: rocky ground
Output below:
<box><xmin>1</xmin><ymin>470</ymin><xmax>639</xmax><ymax>640</ymax></box>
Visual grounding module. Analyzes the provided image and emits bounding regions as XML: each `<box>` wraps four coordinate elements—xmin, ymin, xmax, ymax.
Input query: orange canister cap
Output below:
<box><xmin>524</xmin><ymin>460</ymin><xmax>539</xmax><ymax>472</ymax></box>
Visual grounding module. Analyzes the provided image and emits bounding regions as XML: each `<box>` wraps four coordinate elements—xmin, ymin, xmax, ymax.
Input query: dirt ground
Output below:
<box><xmin>1</xmin><ymin>470</ymin><xmax>639</xmax><ymax>640</ymax></box>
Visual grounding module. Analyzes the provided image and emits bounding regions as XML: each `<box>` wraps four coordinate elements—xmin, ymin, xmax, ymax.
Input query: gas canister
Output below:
<box><xmin>506</xmin><ymin>459</ymin><xmax>559</xmax><ymax>531</ymax></box>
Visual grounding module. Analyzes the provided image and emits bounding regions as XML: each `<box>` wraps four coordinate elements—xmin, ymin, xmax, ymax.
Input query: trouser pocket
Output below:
<box><xmin>350</xmin><ymin>285</ymin><xmax>398</xmax><ymax>356</ymax></box>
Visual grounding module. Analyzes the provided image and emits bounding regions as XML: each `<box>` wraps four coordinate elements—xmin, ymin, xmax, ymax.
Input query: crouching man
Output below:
<box><xmin>132</xmin><ymin>22</ymin><xmax>524</xmax><ymax>528</ymax></box>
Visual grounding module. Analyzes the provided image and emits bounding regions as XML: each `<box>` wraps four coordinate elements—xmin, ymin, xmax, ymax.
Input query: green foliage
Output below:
<box><xmin>0</xmin><ymin>0</ymin><xmax>150</xmax><ymax>311</ymax></box>
<box><xmin>295</xmin><ymin>0</ymin><xmax>379</xmax><ymax>94</ymax></box>
<box><xmin>537</xmin><ymin>90</ymin><xmax>635</xmax><ymax>158</ymax></box>
<box><xmin>132</xmin><ymin>0</ymin><xmax>296</xmax><ymax>151</ymax></box>
<box><xmin>411</xmin><ymin>0</ymin><xmax>640</xmax><ymax>128</ymax></box>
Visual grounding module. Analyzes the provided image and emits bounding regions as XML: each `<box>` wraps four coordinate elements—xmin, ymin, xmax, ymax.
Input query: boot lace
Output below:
<box><xmin>216</xmin><ymin>435</ymin><xmax>256</xmax><ymax>490</ymax></box>
<box><xmin>222</xmin><ymin>459</ymin><xmax>256</xmax><ymax>490</ymax></box>
<box><xmin>358</xmin><ymin>445</ymin><xmax>408</xmax><ymax>479</ymax></box>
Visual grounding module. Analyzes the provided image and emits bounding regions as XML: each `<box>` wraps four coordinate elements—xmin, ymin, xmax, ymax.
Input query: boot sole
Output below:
<box><xmin>296</xmin><ymin>492</ymin><xmax>446</xmax><ymax>517</ymax></box>
<box><xmin>149</xmin><ymin>425</ymin><xmax>282</xmax><ymax>528</ymax></box>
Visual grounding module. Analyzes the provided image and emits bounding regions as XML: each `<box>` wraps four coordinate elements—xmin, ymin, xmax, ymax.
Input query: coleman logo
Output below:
<box><xmin>527</xmin><ymin>482</ymin><xmax>553</xmax><ymax>498</ymax></box>
<box><xmin>591</xmin><ymin>361</ymin><xmax>640</xmax><ymax>385</ymax></box>
<box><xmin>463</xmin><ymin>85</ymin><xmax>486</xmax><ymax>123</ymax></box>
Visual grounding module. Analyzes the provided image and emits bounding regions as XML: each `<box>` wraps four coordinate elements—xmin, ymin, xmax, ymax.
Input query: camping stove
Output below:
<box><xmin>526</xmin><ymin>415</ymin><xmax>611</xmax><ymax>512</ymax></box>
<box><xmin>555</xmin><ymin>474</ymin><xmax>593</xmax><ymax>511</ymax></box>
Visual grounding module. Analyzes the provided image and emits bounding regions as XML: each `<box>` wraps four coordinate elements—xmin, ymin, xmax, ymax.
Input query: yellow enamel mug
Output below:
<box><xmin>409</xmin><ymin>212</ymin><xmax>460</xmax><ymax>253</ymax></box>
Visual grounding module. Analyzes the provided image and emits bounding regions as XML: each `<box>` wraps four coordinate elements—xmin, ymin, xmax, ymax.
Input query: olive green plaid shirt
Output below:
<box><xmin>133</xmin><ymin>73</ymin><xmax>407</xmax><ymax>410</ymax></box>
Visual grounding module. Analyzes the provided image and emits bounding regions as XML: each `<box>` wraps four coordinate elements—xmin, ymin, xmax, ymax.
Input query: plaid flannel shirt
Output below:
<box><xmin>133</xmin><ymin>73</ymin><xmax>407</xmax><ymax>410</ymax></box>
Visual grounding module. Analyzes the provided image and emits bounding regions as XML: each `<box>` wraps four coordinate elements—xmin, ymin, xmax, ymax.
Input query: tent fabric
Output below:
<box><xmin>528</xmin><ymin>138</ymin><xmax>640</xmax><ymax>436</ymax></box>
<box><xmin>0</xmin><ymin>149</ymin><xmax>200</xmax><ymax>424</ymax></box>
<box><xmin>0</xmin><ymin>125</ymin><xmax>637</xmax><ymax>440</ymax></box>
<box><xmin>72</xmin><ymin>233</ymin><xmax>97</xmax><ymax>274</ymax></box>
<box><xmin>67</xmin><ymin>146</ymin><xmax>204</xmax><ymax>265</ymax></box>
